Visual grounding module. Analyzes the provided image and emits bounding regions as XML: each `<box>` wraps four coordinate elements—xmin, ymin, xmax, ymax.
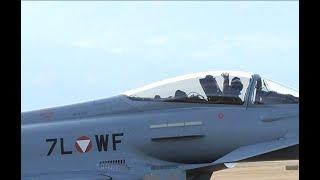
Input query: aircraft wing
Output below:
<box><xmin>182</xmin><ymin>137</ymin><xmax>298</xmax><ymax>171</ymax></box>
<box><xmin>212</xmin><ymin>137</ymin><xmax>298</xmax><ymax>165</ymax></box>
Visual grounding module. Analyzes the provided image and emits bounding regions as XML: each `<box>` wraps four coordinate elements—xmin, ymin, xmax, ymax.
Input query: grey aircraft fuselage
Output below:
<box><xmin>21</xmin><ymin>71</ymin><xmax>299</xmax><ymax>180</ymax></box>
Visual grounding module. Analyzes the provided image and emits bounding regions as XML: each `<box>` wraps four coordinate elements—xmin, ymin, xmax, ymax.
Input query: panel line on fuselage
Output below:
<box><xmin>149</xmin><ymin>121</ymin><xmax>203</xmax><ymax>129</ymax></box>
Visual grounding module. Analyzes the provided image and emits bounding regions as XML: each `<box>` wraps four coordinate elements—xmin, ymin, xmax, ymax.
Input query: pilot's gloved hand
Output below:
<box><xmin>221</xmin><ymin>73</ymin><xmax>229</xmax><ymax>79</ymax></box>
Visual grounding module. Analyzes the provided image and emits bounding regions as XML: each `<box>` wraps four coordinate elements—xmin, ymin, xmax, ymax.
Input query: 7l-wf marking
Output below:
<box><xmin>46</xmin><ymin>133</ymin><xmax>124</xmax><ymax>156</ymax></box>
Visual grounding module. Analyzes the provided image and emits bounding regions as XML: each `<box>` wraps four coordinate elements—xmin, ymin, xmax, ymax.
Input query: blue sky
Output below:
<box><xmin>21</xmin><ymin>1</ymin><xmax>299</xmax><ymax>112</ymax></box>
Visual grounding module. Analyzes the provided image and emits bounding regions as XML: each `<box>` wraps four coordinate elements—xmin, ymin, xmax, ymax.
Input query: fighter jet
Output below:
<box><xmin>21</xmin><ymin>71</ymin><xmax>299</xmax><ymax>180</ymax></box>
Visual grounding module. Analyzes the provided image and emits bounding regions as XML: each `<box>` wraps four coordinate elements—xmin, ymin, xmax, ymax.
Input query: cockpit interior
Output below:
<box><xmin>124</xmin><ymin>71</ymin><xmax>299</xmax><ymax>105</ymax></box>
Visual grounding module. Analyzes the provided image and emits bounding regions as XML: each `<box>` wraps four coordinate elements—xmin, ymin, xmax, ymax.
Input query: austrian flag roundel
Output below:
<box><xmin>75</xmin><ymin>136</ymin><xmax>93</xmax><ymax>153</ymax></box>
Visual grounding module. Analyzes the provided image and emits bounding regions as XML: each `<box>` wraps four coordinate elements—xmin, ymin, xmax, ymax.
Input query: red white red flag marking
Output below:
<box><xmin>75</xmin><ymin>136</ymin><xmax>92</xmax><ymax>153</ymax></box>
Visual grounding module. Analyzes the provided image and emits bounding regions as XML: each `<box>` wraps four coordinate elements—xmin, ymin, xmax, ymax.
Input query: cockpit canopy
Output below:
<box><xmin>123</xmin><ymin>71</ymin><xmax>298</xmax><ymax>105</ymax></box>
<box><xmin>250</xmin><ymin>76</ymin><xmax>299</xmax><ymax>105</ymax></box>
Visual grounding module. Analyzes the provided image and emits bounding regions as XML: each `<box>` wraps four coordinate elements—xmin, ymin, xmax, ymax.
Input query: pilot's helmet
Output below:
<box><xmin>231</xmin><ymin>77</ymin><xmax>243</xmax><ymax>92</ymax></box>
<box><xmin>175</xmin><ymin>90</ymin><xmax>187</xmax><ymax>99</ymax></box>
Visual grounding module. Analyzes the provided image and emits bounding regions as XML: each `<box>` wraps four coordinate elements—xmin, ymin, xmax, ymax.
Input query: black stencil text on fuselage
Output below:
<box><xmin>46</xmin><ymin>133</ymin><xmax>124</xmax><ymax>156</ymax></box>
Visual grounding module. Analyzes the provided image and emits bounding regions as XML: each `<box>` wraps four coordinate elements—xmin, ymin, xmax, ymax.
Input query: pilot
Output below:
<box><xmin>221</xmin><ymin>73</ymin><xmax>243</xmax><ymax>98</ymax></box>
<box><xmin>254</xmin><ymin>79</ymin><xmax>263</xmax><ymax>104</ymax></box>
<box><xmin>154</xmin><ymin>95</ymin><xmax>161</xmax><ymax>100</ymax></box>
<box><xmin>174</xmin><ymin>90</ymin><xmax>188</xmax><ymax>99</ymax></box>
<box><xmin>201</xmin><ymin>75</ymin><xmax>222</xmax><ymax>96</ymax></box>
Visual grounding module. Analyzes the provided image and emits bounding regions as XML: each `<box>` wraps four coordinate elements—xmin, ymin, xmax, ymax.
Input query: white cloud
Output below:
<box><xmin>31</xmin><ymin>72</ymin><xmax>58</xmax><ymax>86</ymax></box>
<box><xmin>178</xmin><ymin>32</ymin><xmax>196</xmax><ymax>40</ymax></box>
<box><xmin>233</xmin><ymin>35</ymin><xmax>298</xmax><ymax>50</ymax></box>
<box><xmin>192</xmin><ymin>40</ymin><xmax>231</xmax><ymax>58</ymax></box>
<box><xmin>83</xmin><ymin>73</ymin><xmax>100</xmax><ymax>85</ymax></box>
<box><xmin>145</xmin><ymin>36</ymin><xmax>169</xmax><ymax>45</ymax></box>
<box><xmin>72</xmin><ymin>37</ymin><xmax>128</xmax><ymax>53</ymax></box>
<box><xmin>191</xmin><ymin>34</ymin><xmax>298</xmax><ymax>59</ymax></box>
<box><xmin>73</xmin><ymin>38</ymin><xmax>99</xmax><ymax>49</ymax></box>
<box><xmin>111</xmin><ymin>48</ymin><xmax>124</xmax><ymax>54</ymax></box>
<box><xmin>72</xmin><ymin>37</ymin><xmax>110</xmax><ymax>50</ymax></box>
<box><xmin>191</xmin><ymin>51</ymin><xmax>217</xmax><ymax>58</ymax></box>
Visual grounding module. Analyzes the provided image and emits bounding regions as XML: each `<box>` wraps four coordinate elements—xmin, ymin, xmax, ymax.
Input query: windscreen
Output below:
<box><xmin>252</xmin><ymin>78</ymin><xmax>299</xmax><ymax>104</ymax></box>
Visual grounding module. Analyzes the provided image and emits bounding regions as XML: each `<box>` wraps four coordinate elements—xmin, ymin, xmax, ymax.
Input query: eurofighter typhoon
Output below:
<box><xmin>22</xmin><ymin>71</ymin><xmax>299</xmax><ymax>180</ymax></box>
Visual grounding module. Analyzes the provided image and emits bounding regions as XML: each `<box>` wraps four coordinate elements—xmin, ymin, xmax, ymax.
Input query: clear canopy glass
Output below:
<box><xmin>251</xmin><ymin>77</ymin><xmax>299</xmax><ymax>104</ymax></box>
<box><xmin>123</xmin><ymin>71</ymin><xmax>253</xmax><ymax>105</ymax></box>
